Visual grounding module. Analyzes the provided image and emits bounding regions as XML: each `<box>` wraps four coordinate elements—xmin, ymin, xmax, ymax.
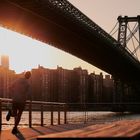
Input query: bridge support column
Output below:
<box><xmin>118</xmin><ymin>16</ymin><xmax>128</xmax><ymax>48</ymax></box>
<box><xmin>113</xmin><ymin>78</ymin><xmax>127</xmax><ymax>111</ymax></box>
<box><xmin>113</xmin><ymin>79</ymin><xmax>124</xmax><ymax>103</ymax></box>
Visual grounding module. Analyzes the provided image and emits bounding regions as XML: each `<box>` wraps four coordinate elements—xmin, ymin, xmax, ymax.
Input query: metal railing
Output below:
<box><xmin>65</xmin><ymin>102</ymin><xmax>140</xmax><ymax>125</ymax></box>
<box><xmin>1</xmin><ymin>98</ymin><xmax>140</xmax><ymax>131</ymax></box>
<box><xmin>0</xmin><ymin>98</ymin><xmax>67</xmax><ymax>131</ymax></box>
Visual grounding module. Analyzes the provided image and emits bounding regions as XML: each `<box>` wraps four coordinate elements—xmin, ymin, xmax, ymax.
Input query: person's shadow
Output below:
<box><xmin>14</xmin><ymin>130</ymin><xmax>25</xmax><ymax>140</ymax></box>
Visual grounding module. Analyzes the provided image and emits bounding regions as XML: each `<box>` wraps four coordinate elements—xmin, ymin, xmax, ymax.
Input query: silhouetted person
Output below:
<box><xmin>6</xmin><ymin>71</ymin><xmax>32</xmax><ymax>134</ymax></box>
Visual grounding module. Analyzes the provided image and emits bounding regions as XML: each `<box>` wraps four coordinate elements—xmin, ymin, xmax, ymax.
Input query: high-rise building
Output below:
<box><xmin>0</xmin><ymin>66</ymin><xmax>16</xmax><ymax>98</ymax></box>
<box><xmin>103</xmin><ymin>75</ymin><xmax>114</xmax><ymax>102</ymax></box>
<box><xmin>73</xmin><ymin>67</ymin><xmax>89</xmax><ymax>103</ymax></box>
<box><xmin>1</xmin><ymin>55</ymin><xmax>9</xmax><ymax>69</ymax></box>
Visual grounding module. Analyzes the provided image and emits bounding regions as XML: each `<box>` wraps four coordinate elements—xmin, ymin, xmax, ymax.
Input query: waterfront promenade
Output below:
<box><xmin>1</xmin><ymin>99</ymin><xmax>140</xmax><ymax>139</ymax></box>
<box><xmin>1</xmin><ymin>120</ymin><xmax>140</xmax><ymax>139</ymax></box>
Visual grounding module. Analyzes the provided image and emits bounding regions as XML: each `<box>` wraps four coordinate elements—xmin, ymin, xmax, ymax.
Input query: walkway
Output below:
<box><xmin>1</xmin><ymin>120</ymin><xmax>140</xmax><ymax>139</ymax></box>
<box><xmin>0</xmin><ymin>123</ymin><xmax>93</xmax><ymax>140</ymax></box>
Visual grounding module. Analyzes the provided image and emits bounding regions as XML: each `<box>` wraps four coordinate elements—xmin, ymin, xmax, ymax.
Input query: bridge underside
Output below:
<box><xmin>0</xmin><ymin>0</ymin><xmax>140</xmax><ymax>83</ymax></box>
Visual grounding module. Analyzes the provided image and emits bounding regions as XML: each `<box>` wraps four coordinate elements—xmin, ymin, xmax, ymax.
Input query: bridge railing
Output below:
<box><xmin>0</xmin><ymin>98</ymin><xmax>67</xmax><ymax>131</ymax></box>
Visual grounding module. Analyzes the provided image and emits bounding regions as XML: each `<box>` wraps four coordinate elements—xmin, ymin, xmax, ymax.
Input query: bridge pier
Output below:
<box><xmin>113</xmin><ymin>79</ymin><xmax>124</xmax><ymax>103</ymax></box>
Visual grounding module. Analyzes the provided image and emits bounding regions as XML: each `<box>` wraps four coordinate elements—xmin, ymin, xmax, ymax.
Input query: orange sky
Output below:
<box><xmin>68</xmin><ymin>0</ymin><xmax>140</xmax><ymax>33</ymax></box>
<box><xmin>0</xmin><ymin>27</ymin><xmax>105</xmax><ymax>74</ymax></box>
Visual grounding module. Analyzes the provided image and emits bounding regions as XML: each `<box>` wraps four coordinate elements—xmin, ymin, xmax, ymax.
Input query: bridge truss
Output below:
<box><xmin>111</xmin><ymin>15</ymin><xmax>140</xmax><ymax>61</ymax></box>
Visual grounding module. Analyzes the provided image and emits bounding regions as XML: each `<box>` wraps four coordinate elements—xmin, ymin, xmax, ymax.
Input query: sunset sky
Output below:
<box><xmin>0</xmin><ymin>0</ymin><xmax>139</xmax><ymax>74</ymax></box>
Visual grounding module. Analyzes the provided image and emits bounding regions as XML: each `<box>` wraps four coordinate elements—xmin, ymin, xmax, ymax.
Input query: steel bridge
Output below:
<box><xmin>0</xmin><ymin>0</ymin><xmax>140</xmax><ymax>100</ymax></box>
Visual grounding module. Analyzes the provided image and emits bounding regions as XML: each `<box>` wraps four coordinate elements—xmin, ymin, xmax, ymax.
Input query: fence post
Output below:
<box><xmin>84</xmin><ymin>103</ymin><xmax>87</xmax><ymax>124</ymax></box>
<box><xmin>51</xmin><ymin>105</ymin><xmax>53</xmax><ymax>125</ymax></box>
<box><xmin>41</xmin><ymin>104</ymin><xmax>43</xmax><ymax>126</ymax></box>
<box><xmin>58</xmin><ymin>105</ymin><xmax>60</xmax><ymax>125</ymax></box>
<box><xmin>0</xmin><ymin>99</ymin><xmax>2</xmax><ymax>131</ymax></box>
<box><xmin>29</xmin><ymin>101</ymin><xmax>32</xmax><ymax>128</ymax></box>
<box><xmin>64</xmin><ymin>104</ymin><xmax>67</xmax><ymax>124</ymax></box>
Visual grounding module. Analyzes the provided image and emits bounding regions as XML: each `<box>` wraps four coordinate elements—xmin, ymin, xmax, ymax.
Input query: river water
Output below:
<box><xmin>2</xmin><ymin>111</ymin><xmax>140</xmax><ymax>130</ymax></box>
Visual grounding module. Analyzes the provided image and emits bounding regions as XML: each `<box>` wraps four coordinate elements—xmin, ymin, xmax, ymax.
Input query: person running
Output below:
<box><xmin>6</xmin><ymin>71</ymin><xmax>32</xmax><ymax>134</ymax></box>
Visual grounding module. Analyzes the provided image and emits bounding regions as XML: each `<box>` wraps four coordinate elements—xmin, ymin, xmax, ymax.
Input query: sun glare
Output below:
<box><xmin>0</xmin><ymin>27</ymin><xmax>105</xmax><ymax>74</ymax></box>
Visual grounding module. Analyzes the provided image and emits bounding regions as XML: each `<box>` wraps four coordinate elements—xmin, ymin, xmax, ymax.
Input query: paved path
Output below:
<box><xmin>0</xmin><ymin>123</ymin><xmax>93</xmax><ymax>140</ymax></box>
<box><xmin>38</xmin><ymin>120</ymin><xmax>140</xmax><ymax>139</ymax></box>
<box><xmin>1</xmin><ymin>120</ymin><xmax>140</xmax><ymax>139</ymax></box>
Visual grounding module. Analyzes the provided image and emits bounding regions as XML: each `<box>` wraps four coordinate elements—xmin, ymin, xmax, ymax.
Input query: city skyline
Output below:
<box><xmin>0</xmin><ymin>54</ymin><xmax>114</xmax><ymax>103</ymax></box>
<box><xmin>0</xmin><ymin>54</ymin><xmax>108</xmax><ymax>76</ymax></box>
